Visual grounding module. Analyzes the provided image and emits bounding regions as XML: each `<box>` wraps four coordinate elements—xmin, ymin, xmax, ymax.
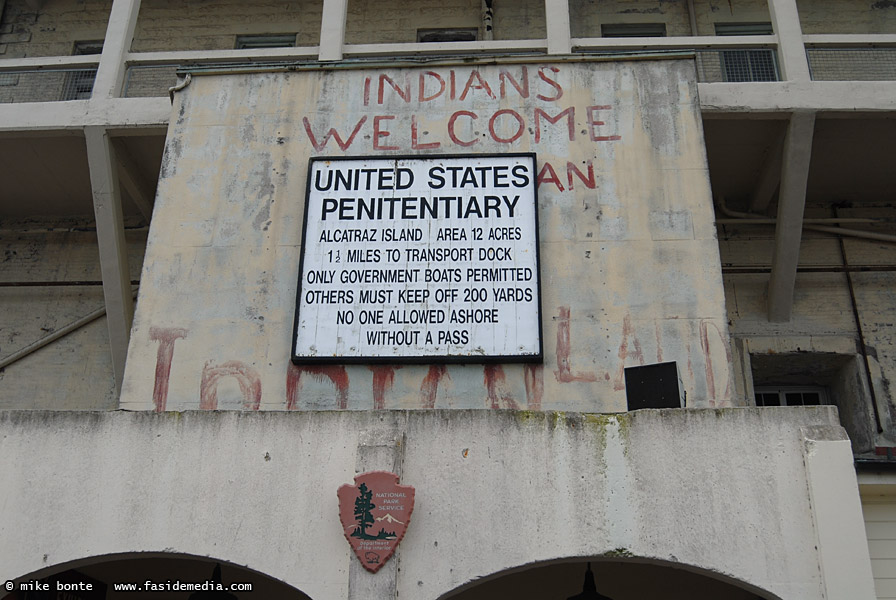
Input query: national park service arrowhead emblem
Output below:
<box><xmin>338</xmin><ymin>471</ymin><xmax>415</xmax><ymax>573</ymax></box>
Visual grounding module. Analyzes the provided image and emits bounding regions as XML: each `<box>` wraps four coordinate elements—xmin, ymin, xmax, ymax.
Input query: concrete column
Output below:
<box><xmin>545</xmin><ymin>0</ymin><xmax>571</xmax><ymax>55</ymax></box>
<box><xmin>347</xmin><ymin>429</ymin><xmax>406</xmax><ymax>600</ymax></box>
<box><xmin>766</xmin><ymin>0</ymin><xmax>811</xmax><ymax>81</ymax></box>
<box><xmin>319</xmin><ymin>0</ymin><xmax>349</xmax><ymax>61</ymax></box>
<box><xmin>85</xmin><ymin>126</ymin><xmax>134</xmax><ymax>392</ymax></box>
<box><xmin>92</xmin><ymin>0</ymin><xmax>142</xmax><ymax>99</ymax></box>
<box><xmin>767</xmin><ymin>111</ymin><xmax>814</xmax><ymax>322</ymax></box>
<box><xmin>801</xmin><ymin>426</ymin><xmax>877</xmax><ymax>599</ymax></box>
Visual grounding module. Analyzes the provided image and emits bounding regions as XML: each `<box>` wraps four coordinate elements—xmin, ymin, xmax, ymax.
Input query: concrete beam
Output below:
<box><xmin>698</xmin><ymin>81</ymin><xmax>896</xmax><ymax>113</ymax></box>
<box><xmin>112</xmin><ymin>138</ymin><xmax>154</xmax><ymax>221</ymax></box>
<box><xmin>545</xmin><ymin>0</ymin><xmax>571</xmax><ymax>55</ymax></box>
<box><xmin>85</xmin><ymin>126</ymin><xmax>134</xmax><ymax>392</ymax></box>
<box><xmin>767</xmin><ymin>111</ymin><xmax>815</xmax><ymax>322</ymax></box>
<box><xmin>0</xmin><ymin>97</ymin><xmax>171</xmax><ymax>134</ymax></box>
<box><xmin>748</xmin><ymin>128</ymin><xmax>786</xmax><ymax>213</ymax></box>
<box><xmin>767</xmin><ymin>0</ymin><xmax>811</xmax><ymax>81</ymax></box>
<box><xmin>92</xmin><ymin>0</ymin><xmax>142</xmax><ymax>99</ymax></box>
<box><xmin>319</xmin><ymin>0</ymin><xmax>348</xmax><ymax>61</ymax></box>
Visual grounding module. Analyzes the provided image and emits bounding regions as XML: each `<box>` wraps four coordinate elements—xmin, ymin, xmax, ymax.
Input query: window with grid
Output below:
<box><xmin>755</xmin><ymin>386</ymin><xmax>827</xmax><ymax>407</ymax></box>
<box><xmin>714</xmin><ymin>23</ymin><xmax>778</xmax><ymax>82</ymax></box>
<box><xmin>61</xmin><ymin>41</ymin><xmax>102</xmax><ymax>101</ymax></box>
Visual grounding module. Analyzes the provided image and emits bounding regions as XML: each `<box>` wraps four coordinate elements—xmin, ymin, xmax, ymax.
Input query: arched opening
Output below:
<box><xmin>441</xmin><ymin>558</ymin><xmax>780</xmax><ymax>600</ymax></box>
<box><xmin>1</xmin><ymin>553</ymin><xmax>312</xmax><ymax>600</ymax></box>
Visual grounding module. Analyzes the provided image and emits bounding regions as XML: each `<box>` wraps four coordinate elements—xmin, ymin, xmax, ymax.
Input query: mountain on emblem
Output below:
<box><xmin>337</xmin><ymin>471</ymin><xmax>415</xmax><ymax>573</ymax></box>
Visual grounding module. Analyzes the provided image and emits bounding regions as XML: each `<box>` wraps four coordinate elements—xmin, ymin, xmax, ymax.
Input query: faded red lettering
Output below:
<box><xmin>488</xmin><ymin>109</ymin><xmax>524</xmax><ymax>144</ymax></box>
<box><xmin>566</xmin><ymin>161</ymin><xmax>596</xmax><ymax>190</ymax></box>
<box><xmin>369</xmin><ymin>365</ymin><xmax>400</xmax><ymax>410</ymax></box>
<box><xmin>420</xmin><ymin>365</ymin><xmax>449</xmax><ymax>409</ymax></box>
<box><xmin>303</xmin><ymin>116</ymin><xmax>367</xmax><ymax>152</ymax></box>
<box><xmin>411</xmin><ymin>115</ymin><xmax>440</xmax><ymax>150</ymax></box>
<box><xmin>200</xmin><ymin>360</ymin><xmax>261</xmax><ymax>410</ymax></box>
<box><xmin>448</xmin><ymin>111</ymin><xmax>478</xmax><ymax>147</ymax></box>
<box><xmin>363</xmin><ymin>76</ymin><xmax>371</xmax><ymax>106</ymax></box>
<box><xmin>537</xmin><ymin>162</ymin><xmax>565</xmax><ymax>191</ymax></box>
<box><xmin>499</xmin><ymin>67</ymin><xmax>529</xmax><ymax>99</ymax></box>
<box><xmin>485</xmin><ymin>364</ymin><xmax>519</xmax><ymax>410</ymax></box>
<box><xmin>149</xmin><ymin>327</ymin><xmax>187</xmax><ymax>412</ymax></box>
<box><xmin>459</xmin><ymin>69</ymin><xmax>496</xmax><ymax>101</ymax></box>
<box><xmin>286</xmin><ymin>363</ymin><xmax>349</xmax><ymax>410</ymax></box>
<box><xmin>554</xmin><ymin>306</ymin><xmax>597</xmax><ymax>383</ymax></box>
<box><xmin>373</xmin><ymin>115</ymin><xmax>399</xmax><ymax>151</ymax></box>
<box><xmin>378</xmin><ymin>74</ymin><xmax>411</xmax><ymax>104</ymax></box>
<box><xmin>587</xmin><ymin>106</ymin><xmax>621</xmax><ymax>142</ymax></box>
<box><xmin>536</xmin><ymin>66</ymin><xmax>563</xmax><ymax>102</ymax></box>
<box><xmin>614</xmin><ymin>314</ymin><xmax>645</xmax><ymax>391</ymax></box>
<box><xmin>534</xmin><ymin>107</ymin><xmax>575</xmax><ymax>143</ymax></box>
<box><xmin>700</xmin><ymin>320</ymin><xmax>733</xmax><ymax>406</ymax></box>
<box><xmin>419</xmin><ymin>71</ymin><xmax>446</xmax><ymax>102</ymax></box>
<box><xmin>524</xmin><ymin>364</ymin><xmax>544</xmax><ymax>410</ymax></box>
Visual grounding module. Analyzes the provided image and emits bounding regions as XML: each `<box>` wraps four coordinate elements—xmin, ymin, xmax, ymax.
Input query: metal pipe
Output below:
<box><xmin>482</xmin><ymin>0</ymin><xmax>494</xmax><ymax>41</ymax></box>
<box><xmin>168</xmin><ymin>72</ymin><xmax>192</xmax><ymax>102</ymax></box>
<box><xmin>0</xmin><ymin>287</ymin><xmax>138</xmax><ymax>370</ymax></box>
<box><xmin>0</xmin><ymin>280</ymin><xmax>139</xmax><ymax>287</ymax></box>
<box><xmin>176</xmin><ymin>50</ymin><xmax>696</xmax><ymax>77</ymax></box>
<box><xmin>723</xmin><ymin>265</ymin><xmax>896</xmax><ymax>274</ymax></box>
<box><xmin>716</xmin><ymin>218</ymin><xmax>876</xmax><ymax>225</ymax></box>
<box><xmin>835</xmin><ymin>207</ymin><xmax>884</xmax><ymax>434</ymax></box>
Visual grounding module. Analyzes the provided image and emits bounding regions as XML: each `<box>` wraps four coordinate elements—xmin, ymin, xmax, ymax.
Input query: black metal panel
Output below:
<box><xmin>624</xmin><ymin>361</ymin><xmax>682</xmax><ymax>410</ymax></box>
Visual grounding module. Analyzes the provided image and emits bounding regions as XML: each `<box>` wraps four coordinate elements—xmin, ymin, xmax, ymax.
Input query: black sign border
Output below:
<box><xmin>291</xmin><ymin>152</ymin><xmax>543</xmax><ymax>365</ymax></box>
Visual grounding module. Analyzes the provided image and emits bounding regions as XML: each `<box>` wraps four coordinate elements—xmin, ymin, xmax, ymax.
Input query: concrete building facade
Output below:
<box><xmin>1</xmin><ymin>0</ymin><xmax>895</xmax><ymax>598</ymax></box>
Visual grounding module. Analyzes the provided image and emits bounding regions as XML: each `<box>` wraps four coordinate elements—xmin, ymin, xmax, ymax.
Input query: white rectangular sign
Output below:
<box><xmin>292</xmin><ymin>154</ymin><xmax>542</xmax><ymax>363</ymax></box>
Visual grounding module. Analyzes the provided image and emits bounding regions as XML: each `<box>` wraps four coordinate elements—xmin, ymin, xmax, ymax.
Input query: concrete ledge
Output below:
<box><xmin>0</xmin><ymin>407</ymin><xmax>867</xmax><ymax>600</ymax></box>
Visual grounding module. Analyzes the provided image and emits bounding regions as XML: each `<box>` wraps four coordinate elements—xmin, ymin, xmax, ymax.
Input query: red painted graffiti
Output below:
<box><xmin>484</xmin><ymin>364</ymin><xmax>519</xmax><ymax>410</ymax></box>
<box><xmin>286</xmin><ymin>363</ymin><xmax>350</xmax><ymax>410</ymax></box>
<box><xmin>614</xmin><ymin>314</ymin><xmax>645</xmax><ymax>391</ymax></box>
<box><xmin>148</xmin><ymin>327</ymin><xmax>187</xmax><ymax>412</ymax></box>
<box><xmin>199</xmin><ymin>360</ymin><xmax>262</xmax><ymax>410</ymax></box>
<box><xmin>302</xmin><ymin>116</ymin><xmax>367</xmax><ymax>152</ymax></box>
<box><xmin>699</xmin><ymin>320</ymin><xmax>733</xmax><ymax>406</ymax></box>
<box><xmin>420</xmin><ymin>365</ymin><xmax>448</xmax><ymax>409</ymax></box>
<box><xmin>524</xmin><ymin>364</ymin><xmax>544</xmax><ymax>410</ymax></box>
<box><xmin>554</xmin><ymin>306</ymin><xmax>598</xmax><ymax>383</ymax></box>
<box><xmin>369</xmin><ymin>365</ymin><xmax>400</xmax><ymax>410</ymax></box>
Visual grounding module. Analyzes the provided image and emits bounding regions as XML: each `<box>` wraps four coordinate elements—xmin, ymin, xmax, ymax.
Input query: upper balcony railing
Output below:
<box><xmin>1</xmin><ymin>0</ymin><xmax>896</xmax><ymax>104</ymax></box>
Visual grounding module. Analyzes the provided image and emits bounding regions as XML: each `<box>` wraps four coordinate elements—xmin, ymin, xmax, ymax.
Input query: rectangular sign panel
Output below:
<box><xmin>292</xmin><ymin>154</ymin><xmax>541</xmax><ymax>363</ymax></box>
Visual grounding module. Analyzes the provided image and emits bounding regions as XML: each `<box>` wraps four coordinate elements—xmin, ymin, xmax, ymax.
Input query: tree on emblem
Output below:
<box><xmin>352</xmin><ymin>483</ymin><xmax>377</xmax><ymax>540</ymax></box>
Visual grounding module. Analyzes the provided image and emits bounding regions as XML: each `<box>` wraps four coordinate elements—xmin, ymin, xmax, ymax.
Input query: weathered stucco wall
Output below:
<box><xmin>0</xmin><ymin>407</ymin><xmax>872</xmax><ymax>600</ymax></box>
<box><xmin>119</xmin><ymin>58</ymin><xmax>734</xmax><ymax>413</ymax></box>
<box><xmin>0</xmin><ymin>222</ymin><xmax>147</xmax><ymax>410</ymax></box>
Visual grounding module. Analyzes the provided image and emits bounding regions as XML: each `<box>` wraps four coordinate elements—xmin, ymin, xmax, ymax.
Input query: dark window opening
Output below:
<box><xmin>235</xmin><ymin>34</ymin><xmax>297</xmax><ymax>49</ymax></box>
<box><xmin>416</xmin><ymin>28</ymin><xmax>478</xmax><ymax>43</ymax></box>
<box><xmin>750</xmin><ymin>352</ymin><xmax>875</xmax><ymax>453</ymax></box>
<box><xmin>601</xmin><ymin>23</ymin><xmax>667</xmax><ymax>37</ymax></box>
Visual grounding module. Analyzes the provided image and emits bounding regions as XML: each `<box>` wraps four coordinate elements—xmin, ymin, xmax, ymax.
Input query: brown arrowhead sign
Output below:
<box><xmin>338</xmin><ymin>471</ymin><xmax>415</xmax><ymax>573</ymax></box>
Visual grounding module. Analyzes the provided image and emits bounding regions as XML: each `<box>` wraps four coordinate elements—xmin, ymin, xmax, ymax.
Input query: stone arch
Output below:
<box><xmin>3</xmin><ymin>552</ymin><xmax>312</xmax><ymax>600</ymax></box>
<box><xmin>437</xmin><ymin>556</ymin><xmax>783</xmax><ymax>600</ymax></box>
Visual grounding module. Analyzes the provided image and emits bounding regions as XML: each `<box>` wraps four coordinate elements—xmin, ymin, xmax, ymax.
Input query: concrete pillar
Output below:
<box><xmin>92</xmin><ymin>0</ymin><xmax>142</xmax><ymax>99</ymax></box>
<box><xmin>768</xmin><ymin>111</ymin><xmax>814</xmax><ymax>322</ymax></box>
<box><xmin>545</xmin><ymin>0</ymin><xmax>571</xmax><ymax>55</ymax></box>
<box><xmin>85</xmin><ymin>126</ymin><xmax>134</xmax><ymax>392</ymax></box>
<box><xmin>766</xmin><ymin>0</ymin><xmax>811</xmax><ymax>81</ymax></box>
<box><xmin>319</xmin><ymin>0</ymin><xmax>349</xmax><ymax>61</ymax></box>
<box><xmin>801</xmin><ymin>426</ymin><xmax>877</xmax><ymax>599</ymax></box>
<box><xmin>347</xmin><ymin>429</ymin><xmax>406</xmax><ymax>600</ymax></box>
